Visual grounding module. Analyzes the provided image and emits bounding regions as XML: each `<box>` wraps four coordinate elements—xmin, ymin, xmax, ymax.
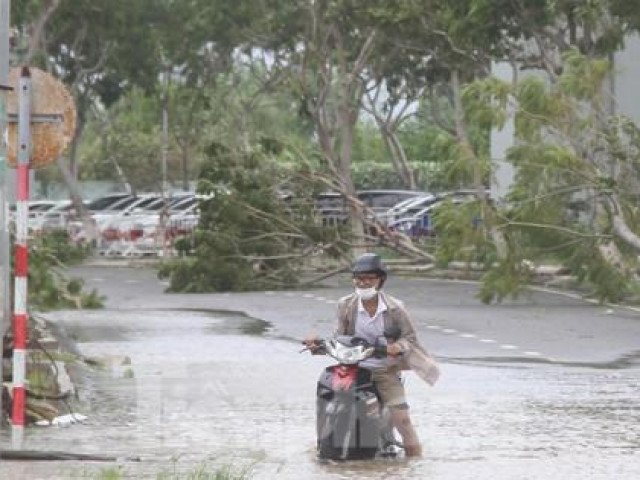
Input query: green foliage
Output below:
<box><xmin>79</xmin><ymin>87</ymin><xmax>165</xmax><ymax>190</ymax></box>
<box><xmin>442</xmin><ymin>143</ymin><xmax>492</xmax><ymax>189</ymax></box>
<box><xmin>26</xmin><ymin>364</ymin><xmax>58</xmax><ymax>397</ymax></box>
<box><xmin>477</xmin><ymin>256</ymin><xmax>532</xmax><ymax>304</ymax></box>
<box><xmin>90</xmin><ymin>461</ymin><xmax>253</xmax><ymax>480</ymax></box>
<box><xmin>351</xmin><ymin>161</ymin><xmax>448</xmax><ymax>191</ymax></box>
<box><xmin>514</xmin><ymin>76</ymin><xmax>567</xmax><ymax>141</ymax></box>
<box><xmin>159</xmin><ymin>142</ymin><xmax>345</xmax><ymax>292</ymax></box>
<box><xmin>22</xmin><ymin>232</ymin><xmax>104</xmax><ymax>311</ymax></box>
<box><xmin>509</xmin><ymin>54</ymin><xmax>640</xmax><ymax>301</ymax></box>
<box><xmin>37</xmin><ymin>230</ymin><xmax>92</xmax><ymax>265</ymax></box>
<box><xmin>436</xmin><ymin>47</ymin><xmax>640</xmax><ymax>303</ymax></box>
<box><xmin>564</xmin><ymin>240</ymin><xmax>634</xmax><ymax>303</ymax></box>
<box><xmin>433</xmin><ymin>200</ymin><xmax>496</xmax><ymax>267</ymax></box>
<box><xmin>17</xmin><ymin>0</ymin><xmax>640</xmax><ymax>302</ymax></box>
<box><xmin>559</xmin><ymin>49</ymin><xmax>612</xmax><ymax>100</ymax></box>
<box><xmin>463</xmin><ymin>78</ymin><xmax>510</xmax><ymax>132</ymax></box>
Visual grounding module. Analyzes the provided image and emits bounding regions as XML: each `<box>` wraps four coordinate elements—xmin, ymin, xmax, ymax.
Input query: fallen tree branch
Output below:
<box><xmin>0</xmin><ymin>449</ymin><xmax>139</xmax><ymax>462</ymax></box>
<box><xmin>298</xmin><ymin>264</ymin><xmax>350</xmax><ymax>287</ymax></box>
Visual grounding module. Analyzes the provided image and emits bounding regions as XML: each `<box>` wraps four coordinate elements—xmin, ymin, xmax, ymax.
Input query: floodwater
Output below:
<box><xmin>1</xmin><ymin>308</ymin><xmax>639</xmax><ymax>479</ymax></box>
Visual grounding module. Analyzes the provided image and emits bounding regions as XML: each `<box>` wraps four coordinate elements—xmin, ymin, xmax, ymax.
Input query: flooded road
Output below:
<box><xmin>1</xmin><ymin>305</ymin><xmax>638</xmax><ymax>480</ymax></box>
<box><xmin>1</xmin><ymin>267</ymin><xmax>640</xmax><ymax>479</ymax></box>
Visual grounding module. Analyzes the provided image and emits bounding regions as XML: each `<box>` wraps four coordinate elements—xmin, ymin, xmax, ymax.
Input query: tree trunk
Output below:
<box><xmin>66</xmin><ymin>116</ymin><xmax>84</xmax><ymax>180</ymax></box>
<box><xmin>451</xmin><ymin>70</ymin><xmax>478</xmax><ymax>190</ymax></box>
<box><xmin>24</xmin><ymin>0</ymin><xmax>61</xmax><ymax>64</ymax></box>
<box><xmin>337</xmin><ymin>92</ymin><xmax>365</xmax><ymax>253</ymax></box>
<box><xmin>181</xmin><ymin>146</ymin><xmax>189</xmax><ymax>191</ymax></box>
<box><xmin>387</xmin><ymin>129</ymin><xmax>416</xmax><ymax>189</ymax></box>
<box><xmin>55</xmin><ymin>157</ymin><xmax>97</xmax><ymax>242</ymax></box>
<box><xmin>365</xmin><ymin>83</ymin><xmax>417</xmax><ymax>190</ymax></box>
<box><xmin>451</xmin><ymin>69</ymin><xmax>509</xmax><ymax>258</ymax></box>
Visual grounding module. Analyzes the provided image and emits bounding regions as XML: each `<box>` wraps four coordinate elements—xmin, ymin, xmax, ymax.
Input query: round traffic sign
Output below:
<box><xmin>5</xmin><ymin>67</ymin><xmax>77</xmax><ymax>169</ymax></box>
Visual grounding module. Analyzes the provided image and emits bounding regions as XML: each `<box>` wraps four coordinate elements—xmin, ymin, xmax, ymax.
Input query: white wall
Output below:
<box><xmin>489</xmin><ymin>61</ymin><xmax>516</xmax><ymax>203</ymax></box>
<box><xmin>490</xmin><ymin>34</ymin><xmax>640</xmax><ymax>201</ymax></box>
<box><xmin>613</xmin><ymin>33</ymin><xmax>640</xmax><ymax>123</ymax></box>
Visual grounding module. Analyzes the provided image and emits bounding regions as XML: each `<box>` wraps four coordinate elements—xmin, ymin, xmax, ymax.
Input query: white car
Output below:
<box><xmin>95</xmin><ymin>195</ymin><xmax>199</xmax><ymax>257</ymax></box>
<box><xmin>29</xmin><ymin>200</ymin><xmax>88</xmax><ymax>233</ymax></box>
<box><xmin>383</xmin><ymin>193</ymin><xmax>437</xmax><ymax>226</ymax></box>
<box><xmin>388</xmin><ymin>191</ymin><xmax>486</xmax><ymax>238</ymax></box>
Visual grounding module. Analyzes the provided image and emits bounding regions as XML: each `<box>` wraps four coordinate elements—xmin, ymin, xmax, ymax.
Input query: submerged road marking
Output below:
<box><xmin>459</xmin><ymin>333</ymin><xmax>477</xmax><ymax>338</ymax></box>
<box><xmin>479</xmin><ymin>338</ymin><xmax>497</xmax><ymax>344</ymax></box>
<box><xmin>442</xmin><ymin>328</ymin><xmax>458</xmax><ymax>334</ymax></box>
<box><xmin>500</xmin><ymin>344</ymin><xmax>519</xmax><ymax>350</ymax></box>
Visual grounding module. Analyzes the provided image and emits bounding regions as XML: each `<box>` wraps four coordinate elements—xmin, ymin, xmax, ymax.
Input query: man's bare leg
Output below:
<box><xmin>390</xmin><ymin>407</ymin><xmax>422</xmax><ymax>457</ymax></box>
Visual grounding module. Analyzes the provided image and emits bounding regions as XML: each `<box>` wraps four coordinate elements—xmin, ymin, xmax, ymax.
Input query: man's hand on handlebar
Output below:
<box><xmin>301</xmin><ymin>335</ymin><xmax>324</xmax><ymax>354</ymax></box>
<box><xmin>386</xmin><ymin>342</ymin><xmax>404</xmax><ymax>357</ymax></box>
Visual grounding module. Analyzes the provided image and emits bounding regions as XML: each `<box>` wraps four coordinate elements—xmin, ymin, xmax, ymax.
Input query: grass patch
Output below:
<box><xmin>91</xmin><ymin>463</ymin><xmax>252</xmax><ymax>480</ymax></box>
<box><xmin>158</xmin><ymin>463</ymin><xmax>252</xmax><ymax>480</ymax></box>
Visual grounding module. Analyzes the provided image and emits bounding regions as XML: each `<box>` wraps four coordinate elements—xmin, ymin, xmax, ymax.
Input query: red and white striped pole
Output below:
<box><xmin>12</xmin><ymin>66</ymin><xmax>31</xmax><ymax>445</ymax></box>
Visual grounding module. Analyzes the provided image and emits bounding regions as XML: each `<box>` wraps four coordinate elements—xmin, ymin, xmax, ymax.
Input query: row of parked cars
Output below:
<box><xmin>13</xmin><ymin>192</ymin><xmax>200</xmax><ymax>255</ymax></box>
<box><xmin>315</xmin><ymin>188</ymin><xmax>485</xmax><ymax>238</ymax></box>
<box><xmin>15</xmin><ymin>187</ymin><xmax>483</xmax><ymax>255</ymax></box>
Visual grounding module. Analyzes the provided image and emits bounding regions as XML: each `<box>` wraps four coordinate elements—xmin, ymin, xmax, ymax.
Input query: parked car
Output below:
<box><xmin>96</xmin><ymin>194</ymin><xmax>200</xmax><ymax>256</ymax></box>
<box><xmin>86</xmin><ymin>193</ymin><xmax>134</xmax><ymax>212</ymax></box>
<box><xmin>383</xmin><ymin>193</ymin><xmax>438</xmax><ymax>226</ymax></box>
<box><xmin>357</xmin><ymin>189</ymin><xmax>428</xmax><ymax>219</ymax></box>
<box><xmin>91</xmin><ymin>194</ymin><xmax>160</xmax><ymax>228</ymax></box>
<box><xmin>100</xmin><ymin>194</ymin><xmax>198</xmax><ymax>244</ymax></box>
<box><xmin>314</xmin><ymin>189</ymin><xmax>427</xmax><ymax>226</ymax></box>
<box><xmin>388</xmin><ymin>190</ymin><xmax>489</xmax><ymax>238</ymax></box>
<box><xmin>30</xmin><ymin>200</ymin><xmax>88</xmax><ymax>233</ymax></box>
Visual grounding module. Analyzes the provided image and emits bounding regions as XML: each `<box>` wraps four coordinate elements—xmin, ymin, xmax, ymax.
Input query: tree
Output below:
<box><xmin>436</xmin><ymin>46</ymin><xmax>640</xmax><ymax>303</ymax></box>
<box><xmin>78</xmin><ymin>88</ymin><xmax>164</xmax><ymax>192</ymax></box>
<box><xmin>158</xmin><ymin>141</ymin><xmax>348</xmax><ymax>292</ymax></box>
<box><xmin>226</xmin><ymin>0</ymin><xmax>454</xmax><ymax>252</ymax></box>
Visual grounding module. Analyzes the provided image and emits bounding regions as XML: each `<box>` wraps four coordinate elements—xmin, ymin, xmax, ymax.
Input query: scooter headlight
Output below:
<box><xmin>327</xmin><ymin>339</ymin><xmax>374</xmax><ymax>364</ymax></box>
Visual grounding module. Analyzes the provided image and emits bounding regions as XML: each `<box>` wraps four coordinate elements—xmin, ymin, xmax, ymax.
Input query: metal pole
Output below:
<box><xmin>0</xmin><ymin>0</ymin><xmax>10</xmax><ymax>431</ymax></box>
<box><xmin>11</xmin><ymin>66</ymin><xmax>30</xmax><ymax>448</ymax></box>
<box><xmin>160</xmin><ymin>66</ymin><xmax>169</xmax><ymax>257</ymax></box>
<box><xmin>161</xmin><ymin>69</ymin><xmax>168</xmax><ymax>199</ymax></box>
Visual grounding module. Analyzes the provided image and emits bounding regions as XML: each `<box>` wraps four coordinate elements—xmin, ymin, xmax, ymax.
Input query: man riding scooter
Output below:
<box><xmin>304</xmin><ymin>253</ymin><xmax>440</xmax><ymax>457</ymax></box>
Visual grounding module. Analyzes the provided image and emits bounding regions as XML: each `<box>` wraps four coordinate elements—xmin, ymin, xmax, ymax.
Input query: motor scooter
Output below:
<box><xmin>303</xmin><ymin>333</ymin><xmax>403</xmax><ymax>460</ymax></box>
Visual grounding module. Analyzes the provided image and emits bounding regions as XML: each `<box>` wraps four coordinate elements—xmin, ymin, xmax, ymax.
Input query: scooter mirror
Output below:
<box><xmin>350</xmin><ymin>336</ymin><xmax>369</xmax><ymax>347</ymax></box>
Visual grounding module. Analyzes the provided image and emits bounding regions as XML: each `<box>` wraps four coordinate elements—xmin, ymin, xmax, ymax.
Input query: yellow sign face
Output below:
<box><xmin>5</xmin><ymin>67</ymin><xmax>77</xmax><ymax>169</ymax></box>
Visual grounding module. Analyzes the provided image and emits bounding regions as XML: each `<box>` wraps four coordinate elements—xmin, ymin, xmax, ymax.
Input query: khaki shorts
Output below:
<box><xmin>370</xmin><ymin>366</ymin><xmax>407</xmax><ymax>409</ymax></box>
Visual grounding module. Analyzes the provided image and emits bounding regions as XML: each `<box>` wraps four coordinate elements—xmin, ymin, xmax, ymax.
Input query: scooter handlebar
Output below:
<box><xmin>301</xmin><ymin>337</ymin><xmax>390</xmax><ymax>360</ymax></box>
<box><xmin>300</xmin><ymin>338</ymin><xmax>326</xmax><ymax>354</ymax></box>
<box><xmin>372</xmin><ymin>345</ymin><xmax>388</xmax><ymax>358</ymax></box>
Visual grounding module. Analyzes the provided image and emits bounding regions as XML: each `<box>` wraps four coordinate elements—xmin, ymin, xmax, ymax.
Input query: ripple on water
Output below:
<box><xmin>1</xmin><ymin>310</ymin><xmax>638</xmax><ymax>480</ymax></box>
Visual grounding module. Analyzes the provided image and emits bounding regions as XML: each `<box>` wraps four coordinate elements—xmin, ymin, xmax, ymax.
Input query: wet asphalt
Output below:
<box><xmin>0</xmin><ymin>263</ymin><xmax>638</xmax><ymax>479</ymax></box>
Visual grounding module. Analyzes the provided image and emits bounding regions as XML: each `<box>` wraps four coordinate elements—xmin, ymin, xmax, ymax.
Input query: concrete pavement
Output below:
<box><xmin>69</xmin><ymin>264</ymin><xmax>640</xmax><ymax>367</ymax></box>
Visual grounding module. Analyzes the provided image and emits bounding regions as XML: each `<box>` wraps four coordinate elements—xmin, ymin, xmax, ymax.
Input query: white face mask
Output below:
<box><xmin>355</xmin><ymin>286</ymin><xmax>378</xmax><ymax>300</ymax></box>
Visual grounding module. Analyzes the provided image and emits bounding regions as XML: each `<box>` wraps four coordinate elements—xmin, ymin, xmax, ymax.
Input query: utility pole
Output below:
<box><xmin>162</xmin><ymin>66</ymin><xmax>168</xmax><ymax>200</ymax></box>
<box><xmin>0</xmin><ymin>0</ymin><xmax>11</xmax><ymax>431</ymax></box>
<box><xmin>9</xmin><ymin>66</ymin><xmax>31</xmax><ymax>449</ymax></box>
<box><xmin>159</xmin><ymin>63</ymin><xmax>169</xmax><ymax>258</ymax></box>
